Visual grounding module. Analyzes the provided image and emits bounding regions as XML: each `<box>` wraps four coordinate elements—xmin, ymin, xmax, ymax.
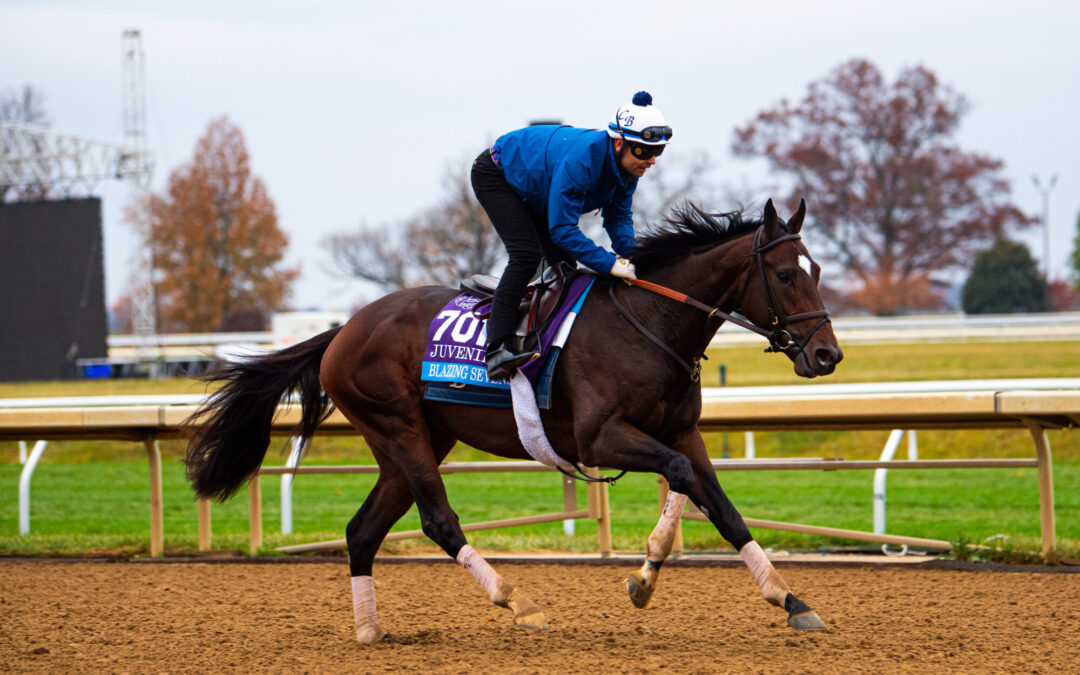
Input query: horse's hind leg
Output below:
<box><xmin>406</xmin><ymin>462</ymin><xmax>548</xmax><ymax>631</ymax></box>
<box><xmin>360</xmin><ymin>423</ymin><xmax>548</xmax><ymax>633</ymax></box>
<box><xmin>346</xmin><ymin>466</ymin><xmax>416</xmax><ymax>643</ymax></box>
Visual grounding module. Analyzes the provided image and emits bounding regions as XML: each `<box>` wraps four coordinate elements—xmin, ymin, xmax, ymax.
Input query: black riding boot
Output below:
<box><xmin>485</xmin><ymin>337</ymin><xmax>539</xmax><ymax>381</ymax></box>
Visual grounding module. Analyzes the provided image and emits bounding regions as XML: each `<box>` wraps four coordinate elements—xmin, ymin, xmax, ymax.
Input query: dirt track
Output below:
<box><xmin>1</xmin><ymin>559</ymin><xmax>1078</xmax><ymax>673</ymax></box>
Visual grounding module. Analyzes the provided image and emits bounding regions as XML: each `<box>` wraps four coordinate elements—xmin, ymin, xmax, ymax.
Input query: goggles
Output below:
<box><xmin>637</xmin><ymin>125</ymin><xmax>673</xmax><ymax>142</ymax></box>
<box><xmin>628</xmin><ymin>141</ymin><xmax>665</xmax><ymax>160</ymax></box>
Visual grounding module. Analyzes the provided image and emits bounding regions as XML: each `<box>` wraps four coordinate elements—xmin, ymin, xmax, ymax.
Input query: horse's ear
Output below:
<box><xmin>763</xmin><ymin>199</ymin><xmax>778</xmax><ymax>240</ymax></box>
<box><xmin>787</xmin><ymin>199</ymin><xmax>806</xmax><ymax>234</ymax></box>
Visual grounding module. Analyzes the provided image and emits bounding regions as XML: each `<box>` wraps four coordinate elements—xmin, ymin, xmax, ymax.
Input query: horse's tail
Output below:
<box><xmin>184</xmin><ymin>326</ymin><xmax>344</xmax><ymax>502</ymax></box>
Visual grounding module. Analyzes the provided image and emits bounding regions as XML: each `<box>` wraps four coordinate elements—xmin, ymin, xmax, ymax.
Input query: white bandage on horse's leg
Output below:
<box><xmin>457</xmin><ymin>544</ymin><xmax>512</xmax><ymax>606</ymax></box>
<box><xmin>627</xmin><ymin>491</ymin><xmax>687</xmax><ymax>608</ymax></box>
<box><xmin>647</xmin><ymin>491</ymin><xmax>687</xmax><ymax>562</ymax></box>
<box><xmin>739</xmin><ymin>540</ymin><xmax>792</xmax><ymax>607</ymax></box>
<box><xmin>351</xmin><ymin>575</ymin><xmax>384</xmax><ymax>643</ymax></box>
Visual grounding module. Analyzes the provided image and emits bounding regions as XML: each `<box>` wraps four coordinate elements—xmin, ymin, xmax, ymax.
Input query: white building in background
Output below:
<box><xmin>271</xmin><ymin>312</ymin><xmax>349</xmax><ymax>351</ymax></box>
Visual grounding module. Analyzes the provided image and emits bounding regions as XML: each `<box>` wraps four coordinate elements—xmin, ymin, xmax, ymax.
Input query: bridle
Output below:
<box><xmin>740</xmin><ymin>226</ymin><xmax>831</xmax><ymax>356</ymax></box>
<box><xmin>611</xmin><ymin>225</ymin><xmax>831</xmax><ymax>379</ymax></box>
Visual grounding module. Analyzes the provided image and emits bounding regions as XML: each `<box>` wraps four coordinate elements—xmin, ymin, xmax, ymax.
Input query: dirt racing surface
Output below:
<box><xmin>2</xmin><ymin>559</ymin><xmax>1078</xmax><ymax>674</ymax></box>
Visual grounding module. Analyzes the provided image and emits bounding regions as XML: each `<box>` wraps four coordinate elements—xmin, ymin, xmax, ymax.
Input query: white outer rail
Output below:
<box><xmin>4</xmin><ymin>379</ymin><xmax>1077</xmax><ymax>553</ymax></box>
<box><xmin>18</xmin><ymin>441</ymin><xmax>48</xmax><ymax>535</ymax></box>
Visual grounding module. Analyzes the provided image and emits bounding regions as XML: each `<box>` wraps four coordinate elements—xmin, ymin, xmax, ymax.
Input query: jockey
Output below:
<box><xmin>471</xmin><ymin>91</ymin><xmax>673</xmax><ymax>380</ymax></box>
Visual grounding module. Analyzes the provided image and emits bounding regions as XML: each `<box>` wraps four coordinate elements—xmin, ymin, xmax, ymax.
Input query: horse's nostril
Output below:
<box><xmin>816</xmin><ymin>348</ymin><xmax>839</xmax><ymax>367</ymax></box>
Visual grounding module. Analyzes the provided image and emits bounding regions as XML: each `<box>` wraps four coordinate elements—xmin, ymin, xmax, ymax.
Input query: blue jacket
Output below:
<box><xmin>492</xmin><ymin>125</ymin><xmax>637</xmax><ymax>273</ymax></box>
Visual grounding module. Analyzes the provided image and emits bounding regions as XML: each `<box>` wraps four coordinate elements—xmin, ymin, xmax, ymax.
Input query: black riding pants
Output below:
<box><xmin>470</xmin><ymin>149</ymin><xmax>571</xmax><ymax>346</ymax></box>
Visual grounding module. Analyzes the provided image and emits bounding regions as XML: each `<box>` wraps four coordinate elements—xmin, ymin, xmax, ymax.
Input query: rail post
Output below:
<box><xmin>144</xmin><ymin>435</ymin><xmax>164</xmax><ymax>557</ymax></box>
<box><xmin>562</xmin><ymin>474</ymin><xmax>577</xmax><ymax>536</ymax></box>
<box><xmin>248</xmin><ymin>476</ymin><xmax>262</xmax><ymax>555</ymax></box>
<box><xmin>585</xmin><ymin>468</ymin><xmax>612</xmax><ymax>557</ymax></box>
<box><xmin>1027</xmin><ymin>424</ymin><xmax>1058</xmax><ymax>564</ymax></box>
<box><xmin>198</xmin><ymin>498</ymin><xmax>212</xmax><ymax>551</ymax></box>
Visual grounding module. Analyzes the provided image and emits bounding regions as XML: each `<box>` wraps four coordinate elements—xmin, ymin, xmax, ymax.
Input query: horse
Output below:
<box><xmin>184</xmin><ymin>198</ymin><xmax>843</xmax><ymax>643</ymax></box>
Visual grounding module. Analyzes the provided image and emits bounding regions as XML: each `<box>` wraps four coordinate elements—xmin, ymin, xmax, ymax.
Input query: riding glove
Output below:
<box><xmin>610</xmin><ymin>257</ymin><xmax>637</xmax><ymax>279</ymax></box>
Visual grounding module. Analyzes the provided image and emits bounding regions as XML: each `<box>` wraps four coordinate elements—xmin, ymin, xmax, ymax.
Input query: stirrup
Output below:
<box><xmin>485</xmin><ymin>344</ymin><xmax>540</xmax><ymax>381</ymax></box>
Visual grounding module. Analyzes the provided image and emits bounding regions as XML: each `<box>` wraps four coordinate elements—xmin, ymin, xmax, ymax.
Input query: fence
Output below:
<box><xmin>2</xmin><ymin>380</ymin><xmax>1077</xmax><ymax>561</ymax></box>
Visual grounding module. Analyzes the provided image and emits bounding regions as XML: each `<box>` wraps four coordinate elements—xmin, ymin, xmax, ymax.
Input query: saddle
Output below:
<box><xmin>460</xmin><ymin>262</ymin><xmax>578</xmax><ymax>342</ymax></box>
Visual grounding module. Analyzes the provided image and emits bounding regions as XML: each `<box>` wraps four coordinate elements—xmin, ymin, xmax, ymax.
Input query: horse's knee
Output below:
<box><xmin>664</xmin><ymin>454</ymin><xmax>695</xmax><ymax>494</ymax></box>
<box><xmin>419</xmin><ymin>509</ymin><xmax>465</xmax><ymax>555</ymax></box>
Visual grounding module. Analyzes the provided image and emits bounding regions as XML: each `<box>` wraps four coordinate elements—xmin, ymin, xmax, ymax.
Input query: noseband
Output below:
<box><xmin>613</xmin><ymin>225</ymin><xmax>831</xmax><ymax>378</ymax></box>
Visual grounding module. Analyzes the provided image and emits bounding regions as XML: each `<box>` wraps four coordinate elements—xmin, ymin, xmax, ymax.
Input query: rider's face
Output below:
<box><xmin>614</xmin><ymin>139</ymin><xmax>657</xmax><ymax>178</ymax></box>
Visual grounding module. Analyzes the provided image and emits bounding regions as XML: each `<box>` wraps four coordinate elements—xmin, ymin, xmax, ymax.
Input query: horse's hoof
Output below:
<box><xmin>788</xmin><ymin>611</ymin><xmax>827</xmax><ymax>631</ymax></box>
<box><xmin>625</xmin><ymin>571</ymin><xmax>654</xmax><ymax>609</ymax></box>
<box><xmin>507</xmin><ymin>589</ymin><xmax>548</xmax><ymax>631</ymax></box>
<box><xmin>355</xmin><ymin>625</ymin><xmax>387</xmax><ymax>644</ymax></box>
<box><xmin>784</xmin><ymin>593</ymin><xmax>827</xmax><ymax>631</ymax></box>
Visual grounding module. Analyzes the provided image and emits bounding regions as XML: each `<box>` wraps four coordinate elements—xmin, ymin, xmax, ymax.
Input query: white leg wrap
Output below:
<box><xmin>647</xmin><ymin>491</ymin><xmax>687</xmax><ymax>562</ymax></box>
<box><xmin>351</xmin><ymin>575</ymin><xmax>383</xmax><ymax>643</ymax></box>
<box><xmin>457</xmin><ymin>544</ymin><xmax>508</xmax><ymax>604</ymax></box>
<box><xmin>739</xmin><ymin>540</ymin><xmax>792</xmax><ymax>607</ymax></box>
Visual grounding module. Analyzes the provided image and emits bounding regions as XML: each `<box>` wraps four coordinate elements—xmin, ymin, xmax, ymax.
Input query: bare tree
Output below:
<box><xmin>325</xmin><ymin>161</ymin><xmax>504</xmax><ymax>292</ymax></box>
<box><xmin>0</xmin><ymin>84</ymin><xmax>51</xmax><ymax>201</ymax></box>
<box><xmin>0</xmin><ymin>84</ymin><xmax>49</xmax><ymax>125</ymax></box>
<box><xmin>328</xmin><ymin>150</ymin><xmax>720</xmax><ymax>296</ymax></box>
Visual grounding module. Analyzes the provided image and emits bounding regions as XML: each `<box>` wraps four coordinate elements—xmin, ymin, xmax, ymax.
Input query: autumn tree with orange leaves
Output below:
<box><xmin>732</xmin><ymin>59</ymin><xmax>1034</xmax><ymax>315</ymax></box>
<box><xmin>141</xmin><ymin>117</ymin><xmax>298</xmax><ymax>332</ymax></box>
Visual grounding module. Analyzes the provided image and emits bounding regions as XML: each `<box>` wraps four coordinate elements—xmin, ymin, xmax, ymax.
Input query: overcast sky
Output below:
<box><xmin>4</xmin><ymin>0</ymin><xmax>1079</xmax><ymax>312</ymax></box>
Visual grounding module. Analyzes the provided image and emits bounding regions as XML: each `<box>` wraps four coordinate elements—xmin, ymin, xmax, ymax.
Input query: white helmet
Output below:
<box><xmin>607</xmin><ymin>91</ymin><xmax>673</xmax><ymax>147</ymax></box>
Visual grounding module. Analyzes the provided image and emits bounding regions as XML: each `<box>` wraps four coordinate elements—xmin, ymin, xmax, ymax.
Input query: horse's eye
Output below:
<box><xmin>777</xmin><ymin>270</ymin><xmax>795</xmax><ymax>285</ymax></box>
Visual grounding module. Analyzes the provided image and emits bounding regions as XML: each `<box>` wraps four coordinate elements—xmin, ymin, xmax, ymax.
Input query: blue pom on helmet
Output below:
<box><xmin>608</xmin><ymin>91</ymin><xmax>672</xmax><ymax>146</ymax></box>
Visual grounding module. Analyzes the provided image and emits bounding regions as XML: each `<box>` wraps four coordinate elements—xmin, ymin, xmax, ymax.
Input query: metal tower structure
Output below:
<box><xmin>0</xmin><ymin>30</ymin><xmax>156</xmax><ymax>371</ymax></box>
<box><xmin>121</xmin><ymin>29</ymin><xmax>158</xmax><ymax>371</ymax></box>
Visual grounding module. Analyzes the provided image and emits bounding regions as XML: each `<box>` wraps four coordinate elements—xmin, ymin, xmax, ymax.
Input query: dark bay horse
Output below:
<box><xmin>185</xmin><ymin>199</ymin><xmax>843</xmax><ymax>642</ymax></box>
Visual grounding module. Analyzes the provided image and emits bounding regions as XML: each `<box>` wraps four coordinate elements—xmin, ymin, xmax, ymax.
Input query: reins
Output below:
<box><xmin>613</xmin><ymin>225</ymin><xmax>832</xmax><ymax>378</ymax></box>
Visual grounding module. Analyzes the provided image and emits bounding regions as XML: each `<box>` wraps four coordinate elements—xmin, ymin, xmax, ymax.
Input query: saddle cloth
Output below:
<box><xmin>421</xmin><ymin>274</ymin><xmax>596</xmax><ymax>409</ymax></box>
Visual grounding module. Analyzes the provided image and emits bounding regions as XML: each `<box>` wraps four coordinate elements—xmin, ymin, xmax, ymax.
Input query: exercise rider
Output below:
<box><xmin>471</xmin><ymin>91</ymin><xmax>673</xmax><ymax>380</ymax></box>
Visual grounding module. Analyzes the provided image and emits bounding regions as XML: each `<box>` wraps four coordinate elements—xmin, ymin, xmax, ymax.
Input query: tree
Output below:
<box><xmin>1</xmin><ymin>84</ymin><xmax>51</xmax><ymax>202</ymax></box>
<box><xmin>961</xmin><ymin>239</ymin><xmax>1047</xmax><ymax>314</ymax></box>
<box><xmin>1071</xmin><ymin>210</ymin><xmax>1080</xmax><ymax>293</ymax></box>
<box><xmin>142</xmin><ymin>116</ymin><xmax>298</xmax><ymax>332</ymax></box>
<box><xmin>327</xmin><ymin>150</ymin><xmax>719</xmax><ymax>295</ymax></box>
<box><xmin>732</xmin><ymin>59</ymin><xmax>1035</xmax><ymax>315</ymax></box>
<box><xmin>0</xmin><ymin>84</ymin><xmax>48</xmax><ymax>125</ymax></box>
<box><xmin>325</xmin><ymin>161</ymin><xmax>504</xmax><ymax>292</ymax></box>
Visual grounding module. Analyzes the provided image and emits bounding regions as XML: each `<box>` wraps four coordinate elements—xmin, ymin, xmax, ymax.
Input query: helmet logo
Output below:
<box><xmin>618</xmin><ymin>110</ymin><xmax>635</xmax><ymax>127</ymax></box>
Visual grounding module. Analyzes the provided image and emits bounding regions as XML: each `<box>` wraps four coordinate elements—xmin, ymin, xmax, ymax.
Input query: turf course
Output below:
<box><xmin>1</xmin><ymin>340</ymin><xmax>1078</xmax><ymax>559</ymax></box>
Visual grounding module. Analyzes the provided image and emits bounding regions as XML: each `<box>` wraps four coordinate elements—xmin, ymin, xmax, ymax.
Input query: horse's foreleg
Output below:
<box><xmin>626</xmin><ymin>489</ymin><xmax>686</xmax><ymax>608</ymax></box>
<box><xmin>680</xmin><ymin>433</ymin><xmax>828</xmax><ymax>631</ymax></box>
<box><xmin>576</xmin><ymin>421</ymin><xmax>697</xmax><ymax>609</ymax></box>
<box><xmin>737</xmin><ymin>540</ymin><xmax>825</xmax><ymax>629</ymax></box>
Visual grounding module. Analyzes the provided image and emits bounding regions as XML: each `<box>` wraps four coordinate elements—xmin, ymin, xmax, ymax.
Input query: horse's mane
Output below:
<box><xmin>628</xmin><ymin>202</ymin><xmax>761</xmax><ymax>273</ymax></box>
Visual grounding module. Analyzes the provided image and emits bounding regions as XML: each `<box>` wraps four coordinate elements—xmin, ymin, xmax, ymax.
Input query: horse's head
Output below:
<box><xmin>737</xmin><ymin>199</ymin><xmax>843</xmax><ymax>378</ymax></box>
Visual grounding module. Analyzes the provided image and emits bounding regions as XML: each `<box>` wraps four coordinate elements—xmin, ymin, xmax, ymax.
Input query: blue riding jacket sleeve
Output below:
<box><xmin>492</xmin><ymin>125</ymin><xmax>638</xmax><ymax>274</ymax></box>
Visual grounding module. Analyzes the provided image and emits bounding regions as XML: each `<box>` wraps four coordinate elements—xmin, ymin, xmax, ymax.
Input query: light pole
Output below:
<box><xmin>1032</xmin><ymin>174</ymin><xmax>1057</xmax><ymax>278</ymax></box>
